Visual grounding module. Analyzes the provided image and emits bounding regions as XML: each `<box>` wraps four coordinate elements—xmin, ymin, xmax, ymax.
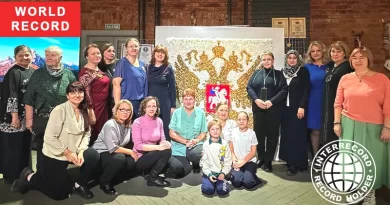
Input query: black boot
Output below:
<box><xmin>18</xmin><ymin>167</ymin><xmax>34</xmax><ymax>194</ymax></box>
<box><xmin>286</xmin><ymin>165</ymin><xmax>298</xmax><ymax>176</ymax></box>
<box><xmin>145</xmin><ymin>170</ymin><xmax>171</xmax><ymax>187</ymax></box>
<box><xmin>261</xmin><ymin>161</ymin><xmax>273</xmax><ymax>172</ymax></box>
<box><xmin>74</xmin><ymin>185</ymin><xmax>94</xmax><ymax>199</ymax></box>
<box><xmin>100</xmin><ymin>184</ymin><xmax>116</xmax><ymax>195</ymax></box>
<box><xmin>192</xmin><ymin>163</ymin><xmax>201</xmax><ymax>174</ymax></box>
<box><xmin>256</xmin><ymin>159</ymin><xmax>265</xmax><ymax>168</ymax></box>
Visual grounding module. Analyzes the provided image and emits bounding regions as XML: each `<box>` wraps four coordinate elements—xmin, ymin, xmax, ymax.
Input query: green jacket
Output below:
<box><xmin>23</xmin><ymin>67</ymin><xmax>76</xmax><ymax>114</ymax></box>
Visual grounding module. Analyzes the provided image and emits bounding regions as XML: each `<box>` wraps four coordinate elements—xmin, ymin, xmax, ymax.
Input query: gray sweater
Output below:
<box><xmin>92</xmin><ymin>119</ymin><xmax>131</xmax><ymax>153</ymax></box>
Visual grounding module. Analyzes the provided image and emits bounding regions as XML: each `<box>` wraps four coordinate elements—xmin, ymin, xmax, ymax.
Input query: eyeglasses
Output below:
<box><xmin>118</xmin><ymin>108</ymin><xmax>132</xmax><ymax>113</ymax></box>
<box><xmin>127</xmin><ymin>46</ymin><xmax>139</xmax><ymax>49</ymax></box>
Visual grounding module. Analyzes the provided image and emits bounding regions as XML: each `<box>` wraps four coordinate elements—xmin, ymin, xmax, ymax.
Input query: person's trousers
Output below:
<box><xmin>253</xmin><ymin>105</ymin><xmax>283</xmax><ymax>163</ymax></box>
<box><xmin>135</xmin><ymin>149</ymin><xmax>171</xmax><ymax>175</ymax></box>
<box><xmin>129</xmin><ymin>99</ymin><xmax>143</xmax><ymax>122</ymax></box>
<box><xmin>34</xmin><ymin>132</ymin><xmax>45</xmax><ymax>170</ymax></box>
<box><xmin>99</xmin><ymin>151</ymin><xmax>136</xmax><ymax>186</ymax></box>
<box><xmin>0</xmin><ymin>130</ymin><xmax>31</xmax><ymax>180</ymax></box>
<box><xmin>166</xmin><ymin>145</ymin><xmax>202</xmax><ymax>178</ymax></box>
<box><xmin>30</xmin><ymin>147</ymin><xmax>100</xmax><ymax>201</ymax></box>
<box><xmin>201</xmin><ymin>175</ymin><xmax>229</xmax><ymax>195</ymax></box>
<box><xmin>231</xmin><ymin>162</ymin><xmax>261</xmax><ymax>189</ymax></box>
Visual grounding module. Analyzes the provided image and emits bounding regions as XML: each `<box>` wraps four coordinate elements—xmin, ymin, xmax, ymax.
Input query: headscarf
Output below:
<box><xmin>46</xmin><ymin>62</ymin><xmax>64</xmax><ymax>78</ymax></box>
<box><xmin>282</xmin><ymin>50</ymin><xmax>304</xmax><ymax>79</ymax></box>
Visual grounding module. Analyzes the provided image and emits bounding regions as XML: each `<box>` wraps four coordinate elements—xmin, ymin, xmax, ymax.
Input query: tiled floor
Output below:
<box><xmin>0</xmin><ymin>151</ymin><xmax>388</xmax><ymax>205</ymax></box>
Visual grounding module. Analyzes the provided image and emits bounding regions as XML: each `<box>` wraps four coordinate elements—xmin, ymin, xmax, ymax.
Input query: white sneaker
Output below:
<box><xmin>362</xmin><ymin>190</ymin><xmax>376</xmax><ymax>205</ymax></box>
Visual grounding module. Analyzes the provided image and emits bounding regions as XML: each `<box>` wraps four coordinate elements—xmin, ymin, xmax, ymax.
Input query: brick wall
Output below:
<box><xmin>249</xmin><ymin>0</ymin><xmax>311</xmax><ymax>55</ymax></box>
<box><xmin>310</xmin><ymin>0</ymin><xmax>390</xmax><ymax>73</ymax></box>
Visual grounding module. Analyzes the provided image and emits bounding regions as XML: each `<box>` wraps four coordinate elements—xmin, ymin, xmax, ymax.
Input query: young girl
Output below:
<box><xmin>228</xmin><ymin>111</ymin><xmax>262</xmax><ymax>189</ymax></box>
<box><xmin>200</xmin><ymin>120</ymin><xmax>232</xmax><ymax>196</ymax></box>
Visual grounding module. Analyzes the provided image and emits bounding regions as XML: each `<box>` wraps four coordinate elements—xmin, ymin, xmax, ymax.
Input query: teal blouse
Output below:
<box><xmin>169</xmin><ymin>107</ymin><xmax>207</xmax><ymax>157</ymax></box>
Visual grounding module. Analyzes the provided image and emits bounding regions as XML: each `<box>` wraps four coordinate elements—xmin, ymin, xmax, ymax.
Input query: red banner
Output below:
<box><xmin>0</xmin><ymin>2</ymin><xmax>80</xmax><ymax>37</ymax></box>
<box><xmin>205</xmin><ymin>84</ymin><xmax>230</xmax><ymax>113</ymax></box>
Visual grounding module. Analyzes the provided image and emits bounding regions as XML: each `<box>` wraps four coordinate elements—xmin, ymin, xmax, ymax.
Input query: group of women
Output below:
<box><xmin>0</xmin><ymin>38</ymin><xmax>389</xmax><ymax>204</ymax></box>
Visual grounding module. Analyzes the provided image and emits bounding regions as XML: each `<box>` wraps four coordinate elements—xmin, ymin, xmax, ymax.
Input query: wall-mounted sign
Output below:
<box><xmin>272</xmin><ymin>18</ymin><xmax>289</xmax><ymax>38</ymax></box>
<box><xmin>289</xmin><ymin>17</ymin><xmax>306</xmax><ymax>38</ymax></box>
<box><xmin>105</xmin><ymin>24</ymin><xmax>120</xmax><ymax>30</ymax></box>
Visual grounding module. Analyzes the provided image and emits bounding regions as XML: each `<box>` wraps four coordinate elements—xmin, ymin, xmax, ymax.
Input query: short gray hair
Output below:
<box><xmin>45</xmin><ymin>46</ymin><xmax>63</xmax><ymax>57</ymax></box>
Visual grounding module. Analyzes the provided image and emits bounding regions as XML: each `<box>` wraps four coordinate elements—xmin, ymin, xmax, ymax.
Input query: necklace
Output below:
<box><xmin>355</xmin><ymin>70</ymin><xmax>370</xmax><ymax>82</ymax></box>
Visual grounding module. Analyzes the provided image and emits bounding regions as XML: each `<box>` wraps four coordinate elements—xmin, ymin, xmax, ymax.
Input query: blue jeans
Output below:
<box><xmin>231</xmin><ymin>162</ymin><xmax>262</xmax><ymax>189</ymax></box>
<box><xmin>201</xmin><ymin>174</ymin><xmax>229</xmax><ymax>195</ymax></box>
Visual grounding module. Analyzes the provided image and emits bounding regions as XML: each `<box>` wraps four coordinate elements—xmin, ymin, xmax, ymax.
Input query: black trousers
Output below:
<box><xmin>30</xmin><ymin>147</ymin><xmax>100</xmax><ymax>201</ymax></box>
<box><xmin>136</xmin><ymin>149</ymin><xmax>171</xmax><ymax>175</ymax></box>
<box><xmin>253</xmin><ymin>105</ymin><xmax>284</xmax><ymax>163</ymax></box>
<box><xmin>0</xmin><ymin>130</ymin><xmax>31</xmax><ymax>180</ymax></box>
<box><xmin>166</xmin><ymin>145</ymin><xmax>203</xmax><ymax>178</ymax></box>
<box><xmin>34</xmin><ymin>132</ymin><xmax>45</xmax><ymax>170</ymax></box>
<box><xmin>99</xmin><ymin>151</ymin><xmax>136</xmax><ymax>186</ymax></box>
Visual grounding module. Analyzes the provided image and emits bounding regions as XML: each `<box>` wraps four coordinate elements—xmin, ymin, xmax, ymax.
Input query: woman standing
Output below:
<box><xmin>79</xmin><ymin>44</ymin><xmax>110</xmax><ymax>146</ymax></box>
<box><xmin>18</xmin><ymin>82</ymin><xmax>100</xmax><ymax>200</ymax></box>
<box><xmin>132</xmin><ymin>96</ymin><xmax>172</xmax><ymax>187</ymax></box>
<box><xmin>148</xmin><ymin>45</ymin><xmax>176</xmax><ymax>141</ymax></box>
<box><xmin>0</xmin><ymin>45</ymin><xmax>34</xmax><ymax>190</ymax></box>
<box><xmin>305</xmin><ymin>41</ymin><xmax>329</xmax><ymax>155</ymax></box>
<box><xmin>279</xmin><ymin>50</ymin><xmax>310</xmax><ymax>176</ymax></box>
<box><xmin>98</xmin><ymin>43</ymin><xmax>118</xmax><ymax>118</ymax></box>
<box><xmin>334</xmin><ymin>47</ymin><xmax>390</xmax><ymax>204</ymax></box>
<box><xmin>247</xmin><ymin>51</ymin><xmax>288</xmax><ymax>172</ymax></box>
<box><xmin>113</xmin><ymin>38</ymin><xmax>147</xmax><ymax>121</ymax></box>
<box><xmin>321</xmin><ymin>41</ymin><xmax>353</xmax><ymax>144</ymax></box>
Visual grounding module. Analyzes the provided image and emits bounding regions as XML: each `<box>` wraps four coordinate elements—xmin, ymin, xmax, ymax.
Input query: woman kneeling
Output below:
<box><xmin>132</xmin><ymin>96</ymin><xmax>172</xmax><ymax>187</ymax></box>
<box><xmin>92</xmin><ymin>99</ymin><xmax>138</xmax><ymax>195</ymax></box>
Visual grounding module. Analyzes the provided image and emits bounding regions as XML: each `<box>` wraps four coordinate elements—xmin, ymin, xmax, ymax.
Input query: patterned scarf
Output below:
<box><xmin>282</xmin><ymin>50</ymin><xmax>304</xmax><ymax>79</ymax></box>
<box><xmin>46</xmin><ymin>63</ymin><xmax>64</xmax><ymax>78</ymax></box>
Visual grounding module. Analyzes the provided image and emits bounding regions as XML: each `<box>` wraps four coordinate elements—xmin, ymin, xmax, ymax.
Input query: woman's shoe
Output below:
<box><xmin>261</xmin><ymin>162</ymin><xmax>273</xmax><ymax>173</ymax></box>
<box><xmin>100</xmin><ymin>184</ymin><xmax>116</xmax><ymax>195</ymax></box>
<box><xmin>74</xmin><ymin>186</ymin><xmax>94</xmax><ymax>199</ymax></box>
<box><xmin>145</xmin><ymin>175</ymin><xmax>171</xmax><ymax>187</ymax></box>
<box><xmin>286</xmin><ymin>166</ymin><xmax>298</xmax><ymax>176</ymax></box>
<box><xmin>18</xmin><ymin>167</ymin><xmax>34</xmax><ymax>194</ymax></box>
<box><xmin>256</xmin><ymin>159</ymin><xmax>265</xmax><ymax>168</ymax></box>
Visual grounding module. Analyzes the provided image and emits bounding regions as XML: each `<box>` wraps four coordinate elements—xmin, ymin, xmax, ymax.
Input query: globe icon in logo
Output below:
<box><xmin>322</xmin><ymin>152</ymin><xmax>364</xmax><ymax>194</ymax></box>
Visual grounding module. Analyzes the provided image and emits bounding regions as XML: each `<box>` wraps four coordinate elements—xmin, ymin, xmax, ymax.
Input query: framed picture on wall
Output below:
<box><xmin>272</xmin><ymin>18</ymin><xmax>289</xmax><ymax>38</ymax></box>
<box><xmin>289</xmin><ymin>17</ymin><xmax>306</xmax><ymax>38</ymax></box>
<box><xmin>139</xmin><ymin>44</ymin><xmax>154</xmax><ymax>63</ymax></box>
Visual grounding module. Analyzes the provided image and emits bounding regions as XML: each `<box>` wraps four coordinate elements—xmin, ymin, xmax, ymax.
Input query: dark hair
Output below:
<box><xmin>150</xmin><ymin>44</ymin><xmax>169</xmax><ymax>65</ymax></box>
<box><xmin>83</xmin><ymin>43</ymin><xmax>99</xmax><ymax>59</ymax></box>
<box><xmin>14</xmin><ymin>45</ymin><xmax>32</xmax><ymax>57</ymax></box>
<box><xmin>66</xmin><ymin>81</ymin><xmax>90</xmax><ymax>132</ymax></box>
<box><xmin>139</xmin><ymin>96</ymin><xmax>160</xmax><ymax>118</ymax></box>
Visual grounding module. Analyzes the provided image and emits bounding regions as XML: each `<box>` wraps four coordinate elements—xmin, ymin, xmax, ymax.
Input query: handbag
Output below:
<box><xmin>32</xmin><ymin>76</ymin><xmax>62</xmax><ymax>135</ymax></box>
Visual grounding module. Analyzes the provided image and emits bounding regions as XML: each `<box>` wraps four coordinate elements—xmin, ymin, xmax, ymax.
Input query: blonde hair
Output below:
<box><xmin>45</xmin><ymin>46</ymin><xmax>63</xmax><ymax>57</ymax></box>
<box><xmin>328</xmin><ymin>41</ymin><xmax>350</xmax><ymax>61</ymax></box>
<box><xmin>125</xmin><ymin>38</ymin><xmax>139</xmax><ymax>47</ymax></box>
<box><xmin>349</xmin><ymin>46</ymin><xmax>374</xmax><ymax>69</ymax></box>
<box><xmin>215</xmin><ymin>101</ymin><xmax>228</xmax><ymax>111</ymax></box>
<box><xmin>113</xmin><ymin>99</ymin><xmax>133</xmax><ymax>127</ymax></box>
<box><xmin>181</xmin><ymin>88</ymin><xmax>196</xmax><ymax>98</ymax></box>
<box><xmin>259</xmin><ymin>51</ymin><xmax>275</xmax><ymax>69</ymax></box>
<box><xmin>207</xmin><ymin>119</ymin><xmax>222</xmax><ymax>131</ymax></box>
<box><xmin>305</xmin><ymin>41</ymin><xmax>329</xmax><ymax>64</ymax></box>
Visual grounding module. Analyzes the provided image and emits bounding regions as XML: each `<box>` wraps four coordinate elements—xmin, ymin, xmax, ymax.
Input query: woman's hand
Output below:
<box><xmin>158</xmin><ymin>144</ymin><xmax>169</xmax><ymax>151</ymax></box>
<box><xmin>76</xmin><ymin>151</ymin><xmax>84</xmax><ymax>167</ymax></box>
<box><xmin>233</xmin><ymin>160</ymin><xmax>245</xmax><ymax>169</ymax></box>
<box><xmin>128</xmin><ymin>150</ymin><xmax>138</xmax><ymax>161</ymax></box>
<box><xmin>161</xmin><ymin>140</ymin><xmax>172</xmax><ymax>149</ymax></box>
<box><xmin>334</xmin><ymin>124</ymin><xmax>342</xmax><ymax>137</ymax></box>
<box><xmin>170</xmin><ymin>108</ymin><xmax>175</xmax><ymax>115</ymax></box>
<box><xmin>11</xmin><ymin>116</ymin><xmax>21</xmax><ymax>129</ymax></box>
<box><xmin>264</xmin><ymin>100</ymin><xmax>273</xmax><ymax>109</ymax></box>
<box><xmin>64</xmin><ymin>149</ymin><xmax>78</xmax><ymax>165</ymax></box>
<box><xmin>217</xmin><ymin>173</ymin><xmax>225</xmax><ymax>180</ymax></box>
<box><xmin>26</xmin><ymin>118</ymin><xmax>33</xmax><ymax>132</ymax></box>
<box><xmin>297</xmin><ymin>108</ymin><xmax>305</xmax><ymax>119</ymax></box>
<box><xmin>88</xmin><ymin>109</ymin><xmax>96</xmax><ymax>125</ymax></box>
<box><xmin>380</xmin><ymin>128</ymin><xmax>390</xmax><ymax>142</ymax></box>
<box><xmin>255</xmin><ymin>99</ymin><xmax>266</xmax><ymax>109</ymax></box>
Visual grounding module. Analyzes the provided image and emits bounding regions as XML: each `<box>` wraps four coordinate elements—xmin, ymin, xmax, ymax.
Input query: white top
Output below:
<box><xmin>227</xmin><ymin>127</ymin><xmax>258</xmax><ymax>163</ymax></box>
<box><xmin>200</xmin><ymin>137</ymin><xmax>232</xmax><ymax>177</ymax></box>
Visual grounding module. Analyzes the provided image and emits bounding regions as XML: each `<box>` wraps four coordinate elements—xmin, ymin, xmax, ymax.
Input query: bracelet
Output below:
<box><xmin>334</xmin><ymin>122</ymin><xmax>341</xmax><ymax>125</ymax></box>
<box><xmin>383</xmin><ymin>127</ymin><xmax>390</xmax><ymax>131</ymax></box>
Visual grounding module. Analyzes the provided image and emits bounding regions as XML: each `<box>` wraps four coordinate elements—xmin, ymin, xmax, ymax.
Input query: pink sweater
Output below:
<box><xmin>132</xmin><ymin>115</ymin><xmax>166</xmax><ymax>157</ymax></box>
<box><xmin>334</xmin><ymin>72</ymin><xmax>390</xmax><ymax>124</ymax></box>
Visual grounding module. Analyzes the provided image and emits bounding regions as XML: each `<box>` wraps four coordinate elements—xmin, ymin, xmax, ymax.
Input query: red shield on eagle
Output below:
<box><xmin>205</xmin><ymin>84</ymin><xmax>230</xmax><ymax>113</ymax></box>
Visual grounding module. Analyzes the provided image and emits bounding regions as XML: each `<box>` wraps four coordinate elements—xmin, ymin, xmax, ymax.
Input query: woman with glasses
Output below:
<box><xmin>18</xmin><ymin>82</ymin><xmax>100</xmax><ymax>201</ymax></box>
<box><xmin>321</xmin><ymin>41</ymin><xmax>353</xmax><ymax>144</ymax></box>
<box><xmin>79</xmin><ymin>44</ymin><xmax>110</xmax><ymax>146</ymax></box>
<box><xmin>92</xmin><ymin>99</ymin><xmax>137</xmax><ymax>195</ymax></box>
<box><xmin>113</xmin><ymin>38</ymin><xmax>147</xmax><ymax>121</ymax></box>
<box><xmin>334</xmin><ymin>47</ymin><xmax>390</xmax><ymax>204</ymax></box>
<box><xmin>132</xmin><ymin>96</ymin><xmax>172</xmax><ymax>187</ymax></box>
<box><xmin>247</xmin><ymin>51</ymin><xmax>288</xmax><ymax>172</ymax></box>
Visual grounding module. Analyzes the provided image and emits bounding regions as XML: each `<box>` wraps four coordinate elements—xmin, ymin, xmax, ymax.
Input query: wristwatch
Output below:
<box><xmin>333</xmin><ymin>122</ymin><xmax>341</xmax><ymax>125</ymax></box>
